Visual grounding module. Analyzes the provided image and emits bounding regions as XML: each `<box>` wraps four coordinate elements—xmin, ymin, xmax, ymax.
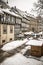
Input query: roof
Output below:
<box><xmin>26</xmin><ymin>39</ymin><xmax>43</xmax><ymax>46</ymax></box>
<box><xmin>14</xmin><ymin>8</ymin><xmax>29</xmax><ymax>20</ymax></box>
<box><xmin>1</xmin><ymin>38</ymin><xmax>28</xmax><ymax>51</ymax></box>
<box><xmin>1</xmin><ymin>8</ymin><xmax>22</xmax><ymax>18</ymax></box>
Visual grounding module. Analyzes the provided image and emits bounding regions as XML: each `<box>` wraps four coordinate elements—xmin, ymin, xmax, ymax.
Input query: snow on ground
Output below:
<box><xmin>20</xmin><ymin>46</ymin><xmax>31</xmax><ymax>54</ymax></box>
<box><xmin>25</xmin><ymin>46</ymin><xmax>31</xmax><ymax>50</ymax></box>
<box><xmin>40</xmin><ymin>56</ymin><xmax>43</xmax><ymax>61</ymax></box>
<box><xmin>26</xmin><ymin>39</ymin><xmax>43</xmax><ymax>46</ymax></box>
<box><xmin>1</xmin><ymin>38</ymin><xmax>28</xmax><ymax>51</ymax></box>
<box><xmin>0</xmin><ymin>53</ymin><xmax>42</xmax><ymax>65</ymax></box>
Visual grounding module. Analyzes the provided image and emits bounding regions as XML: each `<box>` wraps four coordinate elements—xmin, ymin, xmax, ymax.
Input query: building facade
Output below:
<box><xmin>11</xmin><ymin>7</ymin><xmax>30</xmax><ymax>32</ymax></box>
<box><xmin>21</xmin><ymin>17</ymin><xmax>30</xmax><ymax>32</ymax></box>
<box><xmin>0</xmin><ymin>9</ymin><xmax>16</xmax><ymax>45</ymax></box>
<box><xmin>26</xmin><ymin>14</ymin><xmax>38</xmax><ymax>32</ymax></box>
<box><xmin>14</xmin><ymin>17</ymin><xmax>22</xmax><ymax>40</ymax></box>
<box><xmin>0</xmin><ymin>1</ymin><xmax>39</xmax><ymax>45</ymax></box>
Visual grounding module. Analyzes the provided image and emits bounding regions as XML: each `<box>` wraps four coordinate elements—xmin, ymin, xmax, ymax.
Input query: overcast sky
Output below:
<box><xmin>5</xmin><ymin>0</ymin><xmax>37</xmax><ymax>15</ymax></box>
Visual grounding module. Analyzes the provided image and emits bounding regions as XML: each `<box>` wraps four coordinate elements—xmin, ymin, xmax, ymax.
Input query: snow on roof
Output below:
<box><xmin>0</xmin><ymin>9</ymin><xmax>4</xmax><ymax>15</ymax></box>
<box><xmin>38</xmin><ymin>38</ymin><xmax>43</xmax><ymax>42</ymax></box>
<box><xmin>16</xmin><ymin>8</ymin><xmax>29</xmax><ymax>19</ymax></box>
<box><xmin>24</xmin><ymin>31</ymin><xmax>34</xmax><ymax>35</ymax></box>
<box><xmin>38</xmin><ymin>32</ymin><xmax>43</xmax><ymax>35</ymax></box>
<box><xmin>1</xmin><ymin>53</ymin><xmax>42</xmax><ymax>65</ymax></box>
<box><xmin>1</xmin><ymin>38</ymin><xmax>28</xmax><ymax>51</ymax></box>
<box><xmin>25</xmin><ymin>12</ymin><xmax>36</xmax><ymax>19</ymax></box>
<box><xmin>2</xmin><ymin>8</ymin><xmax>21</xmax><ymax>18</ymax></box>
<box><xmin>26</xmin><ymin>39</ymin><xmax>43</xmax><ymax>46</ymax></box>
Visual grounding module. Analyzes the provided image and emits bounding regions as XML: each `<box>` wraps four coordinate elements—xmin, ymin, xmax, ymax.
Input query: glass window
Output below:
<box><xmin>12</xmin><ymin>17</ymin><xmax>14</xmax><ymax>22</ymax></box>
<box><xmin>10</xmin><ymin>16</ymin><xmax>12</xmax><ymax>21</ymax></box>
<box><xmin>16</xmin><ymin>18</ymin><xmax>21</xmax><ymax>24</ymax></box>
<box><xmin>6</xmin><ymin>14</ymin><xmax>8</xmax><ymax>21</ymax></box>
<box><xmin>3</xmin><ymin>25</ymin><xmax>7</xmax><ymax>34</ymax></box>
<box><xmin>8</xmin><ymin>15</ymin><xmax>10</xmax><ymax>22</ymax></box>
<box><xmin>1</xmin><ymin>15</ymin><xmax>4</xmax><ymax>21</ymax></box>
<box><xmin>0</xmin><ymin>15</ymin><xmax>1</xmax><ymax>21</ymax></box>
<box><xmin>10</xmin><ymin>25</ymin><xmax>13</xmax><ymax>33</ymax></box>
<box><xmin>4</xmin><ymin>14</ymin><xmax>6</xmax><ymax>22</ymax></box>
<box><xmin>0</xmin><ymin>25</ymin><xmax>1</xmax><ymax>34</ymax></box>
<box><xmin>12</xmin><ymin>16</ymin><xmax>15</xmax><ymax>23</ymax></box>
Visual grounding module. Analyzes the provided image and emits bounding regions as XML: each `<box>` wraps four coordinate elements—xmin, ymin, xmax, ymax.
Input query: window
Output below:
<box><xmin>3</xmin><ymin>25</ymin><xmax>7</xmax><ymax>34</ymax></box>
<box><xmin>32</xmin><ymin>28</ymin><xmax>34</xmax><ymax>32</ymax></box>
<box><xmin>0</xmin><ymin>25</ymin><xmax>1</xmax><ymax>34</ymax></box>
<box><xmin>0</xmin><ymin>15</ymin><xmax>1</xmax><ymax>21</ymax></box>
<box><xmin>4</xmin><ymin>14</ymin><xmax>10</xmax><ymax>22</ymax></box>
<box><xmin>2</xmin><ymin>40</ymin><xmax>5</xmax><ymax>43</ymax></box>
<box><xmin>1</xmin><ymin>15</ymin><xmax>4</xmax><ymax>21</ymax></box>
<box><xmin>6</xmin><ymin>14</ymin><xmax>9</xmax><ymax>22</ymax></box>
<box><xmin>10</xmin><ymin>16</ymin><xmax>15</xmax><ymax>23</ymax></box>
<box><xmin>10</xmin><ymin>26</ymin><xmax>13</xmax><ymax>33</ymax></box>
<box><xmin>10</xmin><ymin>38</ymin><xmax>12</xmax><ymax>41</ymax></box>
<box><xmin>16</xmin><ymin>18</ymin><xmax>21</xmax><ymax>24</ymax></box>
<box><xmin>10</xmin><ymin>16</ymin><xmax>12</xmax><ymax>21</ymax></box>
<box><xmin>4</xmin><ymin>14</ymin><xmax>6</xmax><ymax>22</ymax></box>
<box><xmin>12</xmin><ymin>17</ymin><xmax>14</xmax><ymax>22</ymax></box>
<box><xmin>8</xmin><ymin>15</ymin><xmax>10</xmax><ymax>22</ymax></box>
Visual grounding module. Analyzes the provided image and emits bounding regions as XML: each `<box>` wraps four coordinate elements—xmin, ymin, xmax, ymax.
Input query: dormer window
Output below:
<box><xmin>6</xmin><ymin>14</ymin><xmax>9</xmax><ymax>22</ymax></box>
<box><xmin>5</xmin><ymin>14</ymin><xmax>10</xmax><ymax>22</ymax></box>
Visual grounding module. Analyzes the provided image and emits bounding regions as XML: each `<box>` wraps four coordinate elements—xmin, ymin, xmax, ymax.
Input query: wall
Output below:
<box><xmin>0</xmin><ymin>24</ymin><xmax>14</xmax><ymax>45</ymax></box>
<box><xmin>31</xmin><ymin>46</ymin><xmax>41</xmax><ymax>57</ymax></box>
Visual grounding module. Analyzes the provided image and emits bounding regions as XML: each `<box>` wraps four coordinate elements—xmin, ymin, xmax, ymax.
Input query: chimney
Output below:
<box><xmin>7</xmin><ymin>0</ymin><xmax>8</xmax><ymax>4</ymax></box>
<box><xmin>14</xmin><ymin>6</ymin><xmax>16</xmax><ymax>10</ymax></box>
<box><xmin>25</xmin><ymin>11</ymin><xmax>27</xmax><ymax>13</ymax></box>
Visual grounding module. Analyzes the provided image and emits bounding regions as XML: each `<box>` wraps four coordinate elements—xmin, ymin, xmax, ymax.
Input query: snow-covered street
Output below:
<box><xmin>0</xmin><ymin>53</ymin><xmax>43</xmax><ymax>65</ymax></box>
<box><xmin>0</xmin><ymin>38</ymin><xmax>43</xmax><ymax>65</ymax></box>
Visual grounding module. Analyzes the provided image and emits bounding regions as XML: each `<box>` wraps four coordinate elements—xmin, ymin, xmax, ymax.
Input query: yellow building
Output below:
<box><xmin>0</xmin><ymin>24</ymin><xmax>14</xmax><ymax>45</ymax></box>
<box><xmin>0</xmin><ymin>9</ymin><xmax>15</xmax><ymax>45</ymax></box>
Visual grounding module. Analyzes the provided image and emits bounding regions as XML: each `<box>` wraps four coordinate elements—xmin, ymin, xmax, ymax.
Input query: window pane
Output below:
<box><xmin>0</xmin><ymin>15</ymin><xmax>1</xmax><ymax>21</ymax></box>
<box><xmin>1</xmin><ymin>15</ymin><xmax>4</xmax><ymax>21</ymax></box>
<box><xmin>10</xmin><ymin>25</ymin><xmax>13</xmax><ymax>33</ymax></box>
<box><xmin>4</xmin><ymin>14</ymin><xmax>6</xmax><ymax>22</ymax></box>
<box><xmin>3</xmin><ymin>25</ymin><xmax>7</xmax><ymax>34</ymax></box>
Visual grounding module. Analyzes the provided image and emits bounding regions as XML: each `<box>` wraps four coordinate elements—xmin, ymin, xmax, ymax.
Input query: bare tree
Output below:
<box><xmin>33</xmin><ymin>0</ymin><xmax>43</xmax><ymax>15</ymax></box>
